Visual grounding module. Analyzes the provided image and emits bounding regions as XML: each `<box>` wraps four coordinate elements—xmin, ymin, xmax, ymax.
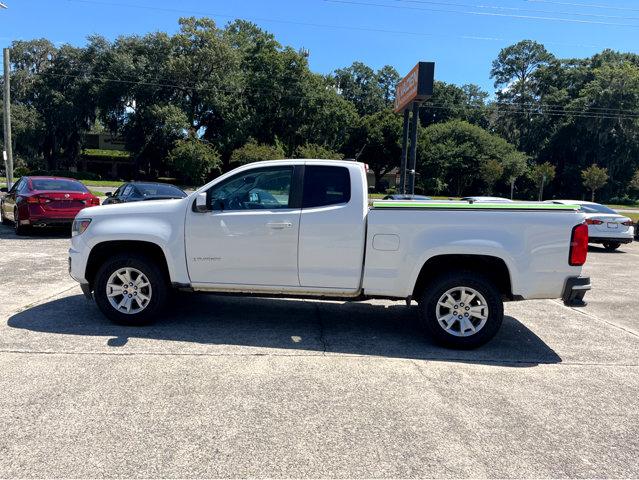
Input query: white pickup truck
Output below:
<box><xmin>69</xmin><ymin>160</ymin><xmax>591</xmax><ymax>348</ymax></box>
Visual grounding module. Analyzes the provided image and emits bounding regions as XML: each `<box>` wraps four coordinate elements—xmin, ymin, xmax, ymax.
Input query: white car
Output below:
<box><xmin>69</xmin><ymin>160</ymin><xmax>591</xmax><ymax>349</ymax></box>
<box><xmin>547</xmin><ymin>200</ymin><xmax>634</xmax><ymax>251</ymax></box>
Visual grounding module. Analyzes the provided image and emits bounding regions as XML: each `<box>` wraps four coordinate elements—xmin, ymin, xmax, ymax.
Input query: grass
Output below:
<box><xmin>90</xmin><ymin>190</ymin><xmax>106</xmax><ymax>197</ymax></box>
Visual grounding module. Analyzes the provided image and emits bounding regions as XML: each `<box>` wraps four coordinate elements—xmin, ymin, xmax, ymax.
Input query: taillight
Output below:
<box><xmin>26</xmin><ymin>195</ymin><xmax>46</xmax><ymax>204</ymax></box>
<box><xmin>585</xmin><ymin>218</ymin><xmax>603</xmax><ymax>225</ymax></box>
<box><xmin>622</xmin><ymin>220</ymin><xmax>633</xmax><ymax>226</ymax></box>
<box><xmin>569</xmin><ymin>223</ymin><xmax>588</xmax><ymax>266</ymax></box>
<box><xmin>89</xmin><ymin>197</ymin><xmax>100</xmax><ymax>206</ymax></box>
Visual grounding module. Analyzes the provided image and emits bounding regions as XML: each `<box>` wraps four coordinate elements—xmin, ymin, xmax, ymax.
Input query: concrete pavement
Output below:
<box><xmin>0</xmin><ymin>224</ymin><xmax>638</xmax><ymax>477</ymax></box>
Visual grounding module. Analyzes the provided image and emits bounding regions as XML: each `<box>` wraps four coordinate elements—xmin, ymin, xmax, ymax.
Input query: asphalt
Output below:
<box><xmin>0</xmin><ymin>224</ymin><xmax>638</xmax><ymax>478</ymax></box>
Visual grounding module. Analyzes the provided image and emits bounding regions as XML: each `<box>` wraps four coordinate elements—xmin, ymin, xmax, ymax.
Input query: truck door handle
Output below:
<box><xmin>266</xmin><ymin>222</ymin><xmax>293</xmax><ymax>229</ymax></box>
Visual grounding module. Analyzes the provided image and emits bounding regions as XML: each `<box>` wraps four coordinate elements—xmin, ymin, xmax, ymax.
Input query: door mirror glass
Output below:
<box><xmin>194</xmin><ymin>192</ymin><xmax>209</xmax><ymax>212</ymax></box>
<box><xmin>105</xmin><ymin>192</ymin><xmax>112</xmax><ymax>197</ymax></box>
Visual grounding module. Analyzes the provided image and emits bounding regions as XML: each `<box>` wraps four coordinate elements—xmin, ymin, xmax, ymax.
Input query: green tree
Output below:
<box><xmin>345</xmin><ymin>108</ymin><xmax>402</xmax><ymax>192</ymax></box>
<box><xmin>630</xmin><ymin>170</ymin><xmax>639</xmax><ymax>192</ymax></box>
<box><xmin>502</xmin><ymin>151</ymin><xmax>529</xmax><ymax>199</ymax></box>
<box><xmin>491</xmin><ymin>40</ymin><xmax>554</xmax><ymax>150</ymax></box>
<box><xmin>530</xmin><ymin>162</ymin><xmax>556</xmax><ymax>200</ymax></box>
<box><xmin>581</xmin><ymin>164</ymin><xmax>608</xmax><ymax>201</ymax></box>
<box><xmin>332</xmin><ymin>62</ymin><xmax>399</xmax><ymax>116</ymax></box>
<box><xmin>230</xmin><ymin>139</ymin><xmax>286</xmax><ymax>165</ymax></box>
<box><xmin>480</xmin><ymin>159</ymin><xmax>504</xmax><ymax>195</ymax></box>
<box><xmin>418</xmin><ymin>120</ymin><xmax>522</xmax><ymax>196</ymax></box>
<box><xmin>168</xmin><ymin>136</ymin><xmax>221</xmax><ymax>184</ymax></box>
<box><xmin>294</xmin><ymin>143</ymin><xmax>343</xmax><ymax>159</ymax></box>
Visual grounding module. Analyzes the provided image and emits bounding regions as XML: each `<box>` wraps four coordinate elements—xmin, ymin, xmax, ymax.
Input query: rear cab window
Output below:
<box><xmin>302</xmin><ymin>166</ymin><xmax>351</xmax><ymax>208</ymax></box>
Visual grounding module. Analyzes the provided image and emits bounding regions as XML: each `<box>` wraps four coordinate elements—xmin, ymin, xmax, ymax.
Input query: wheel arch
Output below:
<box><xmin>85</xmin><ymin>240</ymin><xmax>171</xmax><ymax>289</ymax></box>
<box><xmin>412</xmin><ymin>254</ymin><xmax>514</xmax><ymax>300</ymax></box>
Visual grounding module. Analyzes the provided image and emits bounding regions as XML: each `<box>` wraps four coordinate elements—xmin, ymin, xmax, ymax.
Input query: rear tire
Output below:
<box><xmin>417</xmin><ymin>271</ymin><xmax>504</xmax><ymax>349</ymax></box>
<box><xmin>13</xmin><ymin>208</ymin><xmax>30</xmax><ymax>236</ymax></box>
<box><xmin>603</xmin><ymin>242</ymin><xmax>620</xmax><ymax>251</ymax></box>
<box><xmin>93</xmin><ymin>254</ymin><xmax>168</xmax><ymax>326</ymax></box>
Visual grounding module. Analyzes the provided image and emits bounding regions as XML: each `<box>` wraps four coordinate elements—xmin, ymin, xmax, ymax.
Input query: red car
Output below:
<box><xmin>0</xmin><ymin>176</ymin><xmax>100</xmax><ymax>235</ymax></box>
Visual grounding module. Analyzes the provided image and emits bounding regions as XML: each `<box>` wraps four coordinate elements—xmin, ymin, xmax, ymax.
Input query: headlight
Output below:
<box><xmin>72</xmin><ymin>218</ymin><xmax>92</xmax><ymax>236</ymax></box>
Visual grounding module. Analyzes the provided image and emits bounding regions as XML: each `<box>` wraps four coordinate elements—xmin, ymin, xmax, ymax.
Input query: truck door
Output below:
<box><xmin>185</xmin><ymin>165</ymin><xmax>301</xmax><ymax>287</ymax></box>
<box><xmin>298</xmin><ymin>164</ymin><xmax>367</xmax><ymax>290</ymax></box>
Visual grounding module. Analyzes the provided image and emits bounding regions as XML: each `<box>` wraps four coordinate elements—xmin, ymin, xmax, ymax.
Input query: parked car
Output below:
<box><xmin>1</xmin><ymin>176</ymin><xmax>100</xmax><ymax>235</ymax></box>
<box><xmin>547</xmin><ymin>200</ymin><xmax>634</xmax><ymax>250</ymax></box>
<box><xmin>102</xmin><ymin>182</ymin><xmax>187</xmax><ymax>205</ymax></box>
<box><xmin>382</xmin><ymin>194</ymin><xmax>432</xmax><ymax>200</ymax></box>
<box><xmin>461</xmin><ymin>196</ymin><xmax>514</xmax><ymax>203</ymax></box>
<box><xmin>69</xmin><ymin>160</ymin><xmax>590</xmax><ymax>349</ymax></box>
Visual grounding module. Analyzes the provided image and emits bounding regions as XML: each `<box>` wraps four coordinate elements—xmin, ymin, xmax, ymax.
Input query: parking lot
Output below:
<box><xmin>0</xmin><ymin>224</ymin><xmax>638</xmax><ymax>478</ymax></box>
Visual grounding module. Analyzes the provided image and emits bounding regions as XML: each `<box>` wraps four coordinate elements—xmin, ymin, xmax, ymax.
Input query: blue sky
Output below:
<box><xmin>1</xmin><ymin>0</ymin><xmax>638</xmax><ymax>92</ymax></box>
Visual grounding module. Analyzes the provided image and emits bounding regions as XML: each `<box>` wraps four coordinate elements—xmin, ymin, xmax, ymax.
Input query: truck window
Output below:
<box><xmin>302</xmin><ymin>166</ymin><xmax>351</xmax><ymax>208</ymax></box>
<box><xmin>209</xmin><ymin>166</ymin><xmax>293</xmax><ymax>210</ymax></box>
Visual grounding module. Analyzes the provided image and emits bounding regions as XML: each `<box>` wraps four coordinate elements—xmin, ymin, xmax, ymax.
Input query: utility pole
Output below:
<box><xmin>538</xmin><ymin>174</ymin><xmax>546</xmax><ymax>201</ymax></box>
<box><xmin>398</xmin><ymin>109</ymin><xmax>409</xmax><ymax>194</ymax></box>
<box><xmin>3</xmin><ymin>47</ymin><xmax>13</xmax><ymax>189</ymax></box>
<box><xmin>407</xmin><ymin>102</ymin><xmax>419</xmax><ymax>195</ymax></box>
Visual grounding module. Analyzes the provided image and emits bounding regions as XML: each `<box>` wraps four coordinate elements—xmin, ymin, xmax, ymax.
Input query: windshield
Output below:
<box><xmin>579</xmin><ymin>204</ymin><xmax>618</xmax><ymax>215</ymax></box>
<box><xmin>135</xmin><ymin>183</ymin><xmax>185</xmax><ymax>197</ymax></box>
<box><xmin>30</xmin><ymin>179</ymin><xmax>88</xmax><ymax>193</ymax></box>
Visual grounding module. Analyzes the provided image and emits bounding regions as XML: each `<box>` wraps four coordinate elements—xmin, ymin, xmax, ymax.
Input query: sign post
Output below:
<box><xmin>394</xmin><ymin>62</ymin><xmax>434</xmax><ymax>195</ymax></box>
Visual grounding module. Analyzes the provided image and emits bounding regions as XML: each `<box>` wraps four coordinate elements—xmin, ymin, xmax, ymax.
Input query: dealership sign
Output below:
<box><xmin>393</xmin><ymin>62</ymin><xmax>435</xmax><ymax>113</ymax></box>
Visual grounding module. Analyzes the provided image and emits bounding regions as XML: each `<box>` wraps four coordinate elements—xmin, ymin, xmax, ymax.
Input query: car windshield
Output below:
<box><xmin>30</xmin><ymin>179</ymin><xmax>88</xmax><ymax>192</ymax></box>
<box><xmin>578</xmin><ymin>203</ymin><xmax>617</xmax><ymax>214</ymax></box>
<box><xmin>136</xmin><ymin>184</ymin><xmax>185</xmax><ymax>197</ymax></box>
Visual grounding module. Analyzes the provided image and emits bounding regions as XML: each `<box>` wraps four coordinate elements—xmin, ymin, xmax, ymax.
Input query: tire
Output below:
<box><xmin>417</xmin><ymin>271</ymin><xmax>504</xmax><ymax>349</ymax></box>
<box><xmin>13</xmin><ymin>208</ymin><xmax>30</xmax><ymax>236</ymax></box>
<box><xmin>0</xmin><ymin>204</ymin><xmax>10</xmax><ymax>225</ymax></box>
<box><xmin>603</xmin><ymin>242</ymin><xmax>620</xmax><ymax>251</ymax></box>
<box><xmin>93</xmin><ymin>253</ymin><xmax>168</xmax><ymax>326</ymax></box>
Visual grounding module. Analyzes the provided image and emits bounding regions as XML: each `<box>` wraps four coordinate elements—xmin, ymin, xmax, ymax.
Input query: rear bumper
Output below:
<box><xmin>31</xmin><ymin>217</ymin><xmax>75</xmax><ymax>226</ymax></box>
<box><xmin>589</xmin><ymin>236</ymin><xmax>633</xmax><ymax>244</ymax></box>
<box><xmin>562</xmin><ymin>276</ymin><xmax>591</xmax><ymax>307</ymax></box>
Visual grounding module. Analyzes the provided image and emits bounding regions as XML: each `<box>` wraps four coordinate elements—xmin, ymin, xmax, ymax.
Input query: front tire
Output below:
<box><xmin>94</xmin><ymin>254</ymin><xmax>168</xmax><ymax>326</ymax></box>
<box><xmin>417</xmin><ymin>271</ymin><xmax>504</xmax><ymax>349</ymax></box>
<box><xmin>603</xmin><ymin>242</ymin><xmax>620</xmax><ymax>251</ymax></box>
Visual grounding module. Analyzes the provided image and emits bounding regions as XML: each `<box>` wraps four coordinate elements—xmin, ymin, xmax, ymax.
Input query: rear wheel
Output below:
<box><xmin>417</xmin><ymin>271</ymin><xmax>503</xmax><ymax>349</ymax></box>
<box><xmin>603</xmin><ymin>242</ymin><xmax>621</xmax><ymax>251</ymax></box>
<box><xmin>13</xmin><ymin>208</ymin><xmax>30</xmax><ymax>236</ymax></box>
<box><xmin>93</xmin><ymin>254</ymin><xmax>168</xmax><ymax>326</ymax></box>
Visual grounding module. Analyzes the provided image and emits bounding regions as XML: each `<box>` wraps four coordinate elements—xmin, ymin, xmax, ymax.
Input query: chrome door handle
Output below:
<box><xmin>267</xmin><ymin>222</ymin><xmax>293</xmax><ymax>229</ymax></box>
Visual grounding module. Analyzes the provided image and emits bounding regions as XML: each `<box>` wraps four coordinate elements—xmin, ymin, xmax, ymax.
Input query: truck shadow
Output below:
<box><xmin>8</xmin><ymin>293</ymin><xmax>561</xmax><ymax>367</ymax></box>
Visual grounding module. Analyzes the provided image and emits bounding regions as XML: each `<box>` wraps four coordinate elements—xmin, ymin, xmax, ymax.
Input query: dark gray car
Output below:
<box><xmin>102</xmin><ymin>182</ymin><xmax>187</xmax><ymax>205</ymax></box>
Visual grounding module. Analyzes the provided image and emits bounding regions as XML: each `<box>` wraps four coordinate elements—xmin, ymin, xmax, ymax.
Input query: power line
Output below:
<box><xmin>23</xmin><ymin>70</ymin><xmax>639</xmax><ymax>120</ymax></box>
<box><xmin>326</xmin><ymin>0</ymin><xmax>639</xmax><ymax>27</ymax></box>
<box><xmin>391</xmin><ymin>0</ymin><xmax>639</xmax><ymax>21</ymax></box>
<box><xmin>62</xmin><ymin>0</ymin><xmax>610</xmax><ymax>49</ymax></box>
<box><xmin>525</xmin><ymin>0</ymin><xmax>639</xmax><ymax>13</ymax></box>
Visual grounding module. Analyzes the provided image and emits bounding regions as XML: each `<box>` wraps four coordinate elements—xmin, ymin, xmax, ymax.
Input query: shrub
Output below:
<box><xmin>168</xmin><ymin>137</ymin><xmax>221</xmax><ymax>185</ymax></box>
<box><xmin>294</xmin><ymin>143</ymin><xmax>343</xmax><ymax>160</ymax></box>
<box><xmin>29</xmin><ymin>169</ymin><xmax>102</xmax><ymax>181</ymax></box>
<box><xmin>230</xmin><ymin>139</ymin><xmax>286</xmax><ymax>165</ymax></box>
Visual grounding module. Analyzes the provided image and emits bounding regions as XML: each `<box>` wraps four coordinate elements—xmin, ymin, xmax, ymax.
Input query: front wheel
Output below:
<box><xmin>93</xmin><ymin>254</ymin><xmax>168</xmax><ymax>325</ymax></box>
<box><xmin>417</xmin><ymin>271</ymin><xmax>504</xmax><ymax>349</ymax></box>
<box><xmin>603</xmin><ymin>242</ymin><xmax>621</xmax><ymax>251</ymax></box>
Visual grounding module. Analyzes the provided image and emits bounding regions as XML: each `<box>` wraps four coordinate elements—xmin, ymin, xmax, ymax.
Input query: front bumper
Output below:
<box><xmin>562</xmin><ymin>276</ymin><xmax>591</xmax><ymax>307</ymax></box>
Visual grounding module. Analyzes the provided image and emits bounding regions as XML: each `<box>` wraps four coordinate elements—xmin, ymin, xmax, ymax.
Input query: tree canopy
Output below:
<box><xmin>4</xmin><ymin>24</ymin><xmax>639</xmax><ymax>201</ymax></box>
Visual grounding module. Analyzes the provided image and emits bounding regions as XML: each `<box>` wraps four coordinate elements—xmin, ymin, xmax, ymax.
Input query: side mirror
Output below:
<box><xmin>0</xmin><ymin>187</ymin><xmax>7</xmax><ymax>193</ymax></box>
<box><xmin>105</xmin><ymin>192</ymin><xmax>112</xmax><ymax>197</ymax></box>
<box><xmin>194</xmin><ymin>192</ymin><xmax>210</xmax><ymax>213</ymax></box>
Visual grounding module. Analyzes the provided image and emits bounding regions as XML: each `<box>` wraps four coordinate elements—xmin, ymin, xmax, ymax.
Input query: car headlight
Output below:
<box><xmin>72</xmin><ymin>218</ymin><xmax>92</xmax><ymax>236</ymax></box>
